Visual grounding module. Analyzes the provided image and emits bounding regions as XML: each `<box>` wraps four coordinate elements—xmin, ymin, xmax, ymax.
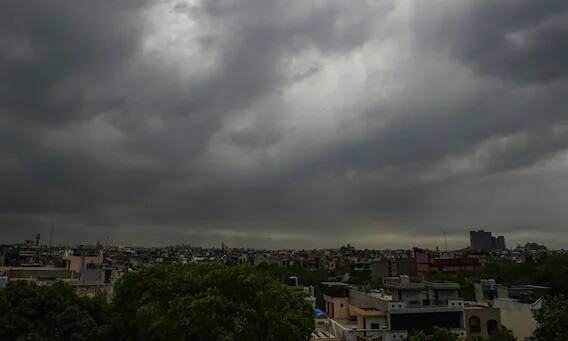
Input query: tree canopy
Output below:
<box><xmin>426</xmin><ymin>254</ymin><xmax>568</xmax><ymax>300</ymax></box>
<box><xmin>533</xmin><ymin>294</ymin><xmax>568</xmax><ymax>341</ymax></box>
<box><xmin>0</xmin><ymin>281</ymin><xmax>108</xmax><ymax>341</ymax></box>
<box><xmin>404</xmin><ymin>326</ymin><xmax>459</xmax><ymax>341</ymax></box>
<box><xmin>109</xmin><ymin>263</ymin><xmax>314</xmax><ymax>341</ymax></box>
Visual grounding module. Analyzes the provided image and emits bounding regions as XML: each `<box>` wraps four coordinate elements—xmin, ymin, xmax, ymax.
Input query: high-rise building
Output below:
<box><xmin>470</xmin><ymin>230</ymin><xmax>506</xmax><ymax>252</ymax></box>
<box><xmin>495</xmin><ymin>236</ymin><xmax>506</xmax><ymax>251</ymax></box>
<box><xmin>470</xmin><ymin>230</ymin><xmax>494</xmax><ymax>252</ymax></box>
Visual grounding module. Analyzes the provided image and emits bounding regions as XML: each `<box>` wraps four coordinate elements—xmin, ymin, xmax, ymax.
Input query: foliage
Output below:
<box><xmin>483</xmin><ymin>255</ymin><xmax>568</xmax><ymax>296</ymax></box>
<box><xmin>470</xmin><ymin>326</ymin><xmax>517</xmax><ymax>341</ymax></box>
<box><xmin>109</xmin><ymin>263</ymin><xmax>314</xmax><ymax>341</ymax></box>
<box><xmin>404</xmin><ymin>327</ymin><xmax>459</xmax><ymax>341</ymax></box>
<box><xmin>427</xmin><ymin>254</ymin><xmax>568</xmax><ymax>300</ymax></box>
<box><xmin>255</xmin><ymin>262</ymin><xmax>330</xmax><ymax>310</ymax></box>
<box><xmin>255</xmin><ymin>263</ymin><xmax>329</xmax><ymax>287</ymax></box>
<box><xmin>348</xmin><ymin>271</ymin><xmax>371</xmax><ymax>286</ymax></box>
<box><xmin>488</xmin><ymin>326</ymin><xmax>517</xmax><ymax>341</ymax></box>
<box><xmin>533</xmin><ymin>295</ymin><xmax>568</xmax><ymax>341</ymax></box>
<box><xmin>0</xmin><ymin>281</ymin><xmax>108</xmax><ymax>341</ymax></box>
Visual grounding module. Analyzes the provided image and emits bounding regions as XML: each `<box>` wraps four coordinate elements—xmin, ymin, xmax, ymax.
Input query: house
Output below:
<box><xmin>315</xmin><ymin>276</ymin><xmax>467</xmax><ymax>340</ymax></box>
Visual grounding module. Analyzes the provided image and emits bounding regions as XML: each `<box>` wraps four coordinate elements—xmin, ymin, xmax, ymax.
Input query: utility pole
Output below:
<box><xmin>444</xmin><ymin>231</ymin><xmax>449</xmax><ymax>253</ymax></box>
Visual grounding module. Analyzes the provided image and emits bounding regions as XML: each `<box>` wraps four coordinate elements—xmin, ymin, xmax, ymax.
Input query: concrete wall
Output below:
<box><xmin>63</xmin><ymin>255</ymin><xmax>103</xmax><ymax>272</ymax></box>
<box><xmin>393</xmin><ymin>289</ymin><xmax>423</xmax><ymax>306</ymax></box>
<box><xmin>433</xmin><ymin>289</ymin><xmax>460</xmax><ymax>302</ymax></box>
<box><xmin>493</xmin><ymin>299</ymin><xmax>541</xmax><ymax>341</ymax></box>
<box><xmin>324</xmin><ymin>295</ymin><xmax>350</xmax><ymax>320</ymax></box>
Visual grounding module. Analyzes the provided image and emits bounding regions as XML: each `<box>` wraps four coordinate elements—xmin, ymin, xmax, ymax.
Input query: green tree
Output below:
<box><xmin>489</xmin><ymin>326</ymin><xmax>517</xmax><ymax>341</ymax></box>
<box><xmin>109</xmin><ymin>263</ymin><xmax>314</xmax><ymax>341</ymax></box>
<box><xmin>533</xmin><ymin>295</ymin><xmax>568</xmax><ymax>341</ymax></box>
<box><xmin>404</xmin><ymin>327</ymin><xmax>459</xmax><ymax>341</ymax></box>
<box><xmin>0</xmin><ymin>281</ymin><xmax>108</xmax><ymax>341</ymax></box>
<box><xmin>404</xmin><ymin>330</ymin><xmax>428</xmax><ymax>341</ymax></box>
<box><xmin>430</xmin><ymin>327</ymin><xmax>460</xmax><ymax>341</ymax></box>
<box><xmin>470</xmin><ymin>326</ymin><xmax>517</xmax><ymax>341</ymax></box>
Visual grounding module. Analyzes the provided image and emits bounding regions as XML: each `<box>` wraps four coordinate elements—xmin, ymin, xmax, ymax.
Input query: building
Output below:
<box><xmin>321</xmin><ymin>282</ymin><xmax>350</xmax><ymax>321</ymax></box>
<box><xmin>2</xmin><ymin>267</ymin><xmax>79</xmax><ymax>284</ymax></box>
<box><xmin>470</xmin><ymin>230</ymin><xmax>506</xmax><ymax>252</ymax></box>
<box><xmin>475</xmin><ymin>280</ymin><xmax>550</xmax><ymax>340</ymax></box>
<box><xmin>430</xmin><ymin>257</ymin><xmax>481</xmax><ymax>273</ymax></box>
<box><xmin>316</xmin><ymin>276</ymin><xmax>467</xmax><ymax>340</ymax></box>
<box><xmin>464</xmin><ymin>303</ymin><xmax>501</xmax><ymax>339</ymax></box>
<box><xmin>493</xmin><ymin>299</ymin><xmax>541</xmax><ymax>341</ymax></box>
<box><xmin>495</xmin><ymin>236</ymin><xmax>506</xmax><ymax>251</ymax></box>
<box><xmin>384</xmin><ymin>276</ymin><xmax>465</xmax><ymax>337</ymax></box>
<box><xmin>470</xmin><ymin>230</ymin><xmax>493</xmax><ymax>252</ymax></box>
<box><xmin>62</xmin><ymin>247</ymin><xmax>104</xmax><ymax>272</ymax></box>
<box><xmin>475</xmin><ymin>280</ymin><xmax>550</xmax><ymax>304</ymax></box>
<box><xmin>370</xmin><ymin>258</ymin><xmax>417</xmax><ymax>282</ymax></box>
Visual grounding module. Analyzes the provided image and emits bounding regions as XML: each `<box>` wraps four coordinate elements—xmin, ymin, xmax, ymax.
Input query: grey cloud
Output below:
<box><xmin>0</xmin><ymin>1</ymin><xmax>148</xmax><ymax>123</ymax></box>
<box><xmin>1</xmin><ymin>0</ymin><xmax>568</xmax><ymax>249</ymax></box>
<box><xmin>416</xmin><ymin>0</ymin><xmax>568</xmax><ymax>82</ymax></box>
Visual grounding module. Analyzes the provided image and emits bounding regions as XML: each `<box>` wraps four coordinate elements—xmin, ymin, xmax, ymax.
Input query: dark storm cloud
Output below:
<box><xmin>1</xmin><ymin>0</ymin><xmax>568</xmax><ymax>248</ymax></box>
<box><xmin>0</xmin><ymin>1</ymin><xmax>148</xmax><ymax>123</ymax></box>
<box><xmin>416</xmin><ymin>0</ymin><xmax>568</xmax><ymax>82</ymax></box>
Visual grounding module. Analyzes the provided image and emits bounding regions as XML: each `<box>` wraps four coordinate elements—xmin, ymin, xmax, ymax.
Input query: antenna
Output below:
<box><xmin>444</xmin><ymin>231</ymin><xmax>448</xmax><ymax>252</ymax></box>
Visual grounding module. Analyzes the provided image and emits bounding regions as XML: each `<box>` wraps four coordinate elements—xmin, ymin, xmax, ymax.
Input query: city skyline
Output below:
<box><xmin>2</xmin><ymin>0</ymin><xmax>568</xmax><ymax>249</ymax></box>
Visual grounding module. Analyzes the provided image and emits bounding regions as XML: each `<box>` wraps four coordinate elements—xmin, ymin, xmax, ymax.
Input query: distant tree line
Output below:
<box><xmin>0</xmin><ymin>263</ymin><xmax>314</xmax><ymax>341</ymax></box>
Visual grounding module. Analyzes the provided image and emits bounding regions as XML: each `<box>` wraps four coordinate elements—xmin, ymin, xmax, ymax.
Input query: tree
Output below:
<box><xmin>488</xmin><ymin>326</ymin><xmax>517</xmax><ymax>341</ymax></box>
<box><xmin>430</xmin><ymin>327</ymin><xmax>459</xmax><ymax>341</ymax></box>
<box><xmin>404</xmin><ymin>327</ymin><xmax>459</xmax><ymax>341</ymax></box>
<box><xmin>470</xmin><ymin>326</ymin><xmax>517</xmax><ymax>341</ymax></box>
<box><xmin>533</xmin><ymin>295</ymin><xmax>568</xmax><ymax>341</ymax></box>
<box><xmin>109</xmin><ymin>263</ymin><xmax>314</xmax><ymax>341</ymax></box>
<box><xmin>0</xmin><ymin>281</ymin><xmax>108</xmax><ymax>341</ymax></box>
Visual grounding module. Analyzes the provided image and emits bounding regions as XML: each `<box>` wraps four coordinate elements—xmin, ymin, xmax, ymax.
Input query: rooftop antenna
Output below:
<box><xmin>444</xmin><ymin>231</ymin><xmax>448</xmax><ymax>252</ymax></box>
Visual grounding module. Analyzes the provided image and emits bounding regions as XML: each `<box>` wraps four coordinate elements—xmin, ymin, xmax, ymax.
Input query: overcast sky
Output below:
<box><xmin>1</xmin><ymin>0</ymin><xmax>568</xmax><ymax>249</ymax></box>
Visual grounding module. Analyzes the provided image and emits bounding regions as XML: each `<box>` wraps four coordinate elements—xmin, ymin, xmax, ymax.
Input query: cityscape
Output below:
<box><xmin>1</xmin><ymin>230</ymin><xmax>564</xmax><ymax>340</ymax></box>
<box><xmin>2</xmin><ymin>0</ymin><xmax>568</xmax><ymax>340</ymax></box>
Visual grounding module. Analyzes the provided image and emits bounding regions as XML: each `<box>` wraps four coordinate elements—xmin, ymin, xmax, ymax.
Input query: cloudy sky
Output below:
<box><xmin>1</xmin><ymin>0</ymin><xmax>568</xmax><ymax>249</ymax></box>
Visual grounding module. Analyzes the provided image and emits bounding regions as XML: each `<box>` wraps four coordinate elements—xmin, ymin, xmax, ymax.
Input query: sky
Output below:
<box><xmin>1</xmin><ymin>0</ymin><xmax>568</xmax><ymax>249</ymax></box>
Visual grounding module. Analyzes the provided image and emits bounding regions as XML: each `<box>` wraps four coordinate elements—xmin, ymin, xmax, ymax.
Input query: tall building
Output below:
<box><xmin>470</xmin><ymin>230</ymin><xmax>506</xmax><ymax>252</ymax></box>
<box><xmin>470</xmin><ymin>230</ymin><xmax>494</xmax><ymax>252</ymax></box>
<box><xmin>495</xmin><ymin>236</ymin><xmax>506</xmax><ymax>251</ymax></box>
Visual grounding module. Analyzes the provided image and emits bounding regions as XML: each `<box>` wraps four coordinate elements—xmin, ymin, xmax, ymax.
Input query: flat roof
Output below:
<box><xmin>350</xmin><ymin>305</ymin><xmax>386</xmax><ymax>317</ymax></box>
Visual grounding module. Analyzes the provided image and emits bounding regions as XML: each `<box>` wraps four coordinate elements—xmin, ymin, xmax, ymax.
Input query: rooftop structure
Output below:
<box><xmin>318</xmin><ymin>276</ymin><xmax>467</xmax><ymax>340</ymax></box>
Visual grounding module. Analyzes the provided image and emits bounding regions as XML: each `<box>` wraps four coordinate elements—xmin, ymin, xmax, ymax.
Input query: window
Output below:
<box><xmin>371</xmin><ymin>323</ymin><xmax>381</xmax><ymax>329</ymax></box>
<box><xmin>469</xmin><ymin>316</ymin><xmax>481</xmax><ymax>334</ymax></box>
<box><xmin>487</xmin><ymin>319</ymin><xmax>498</xmax><ymax>335</ymax></box>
